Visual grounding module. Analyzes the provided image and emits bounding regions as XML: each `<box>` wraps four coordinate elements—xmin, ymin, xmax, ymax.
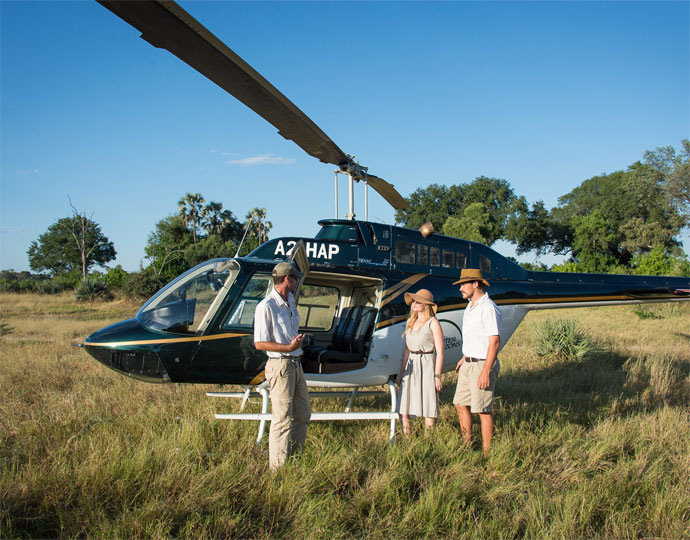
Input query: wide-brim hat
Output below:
<box><xmin>404</xmin><ymin>288</ymin><xmax>437</xmax><ymax>313</ymax></box>
<box><xmin>453</xmin><ymin>268</ymin><xmax>490</xmax><ymax>287</ymax></box>
<box><xmin>272</xmin><ymin>262</ymin><xmax>303</xmax><ymax>279</ymax></box>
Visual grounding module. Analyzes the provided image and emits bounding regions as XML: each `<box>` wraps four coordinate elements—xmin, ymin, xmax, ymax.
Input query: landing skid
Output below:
<box><xmin>207</xmin><ymin>379</ymin><xmax>399</xmax><ymax>444</ymax></box>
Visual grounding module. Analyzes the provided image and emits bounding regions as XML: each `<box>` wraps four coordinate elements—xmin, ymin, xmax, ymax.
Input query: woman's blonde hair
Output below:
<box><xmin>403</xmin><ymin>303</ymin><xmax>436</xmax><ymax>336</ymax></box>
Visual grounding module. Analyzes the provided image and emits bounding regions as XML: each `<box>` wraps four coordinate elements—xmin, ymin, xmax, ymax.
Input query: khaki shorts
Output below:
<box><xmin>453</xmin><ymin>359</ymin><xmax>499</xmax><ymax>413</ymax></box>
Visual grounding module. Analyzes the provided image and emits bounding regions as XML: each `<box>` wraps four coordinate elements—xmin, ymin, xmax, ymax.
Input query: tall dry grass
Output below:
<box><xmin>1</xmin><ymin>293</ymin><xmax>689</xmax><ymax>538</ymax></box>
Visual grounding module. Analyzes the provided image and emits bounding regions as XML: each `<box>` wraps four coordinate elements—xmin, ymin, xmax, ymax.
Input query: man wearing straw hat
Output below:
<box><xmin>452</xmin><ymin>268</ymin><xmax>502</xmax><ymax>457</ymax></box>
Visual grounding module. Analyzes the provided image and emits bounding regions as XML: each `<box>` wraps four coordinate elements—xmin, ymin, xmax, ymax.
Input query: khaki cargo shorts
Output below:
<box><xmin>453</xmin><ymin>359</ymin><xmax>499</xmax><ymax>413</ymax></box>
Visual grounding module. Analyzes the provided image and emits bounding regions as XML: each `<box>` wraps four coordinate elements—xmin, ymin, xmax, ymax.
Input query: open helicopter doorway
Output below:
<box><xmin>297</xmin><ymin>271</ymin><xmax>382</xmax><ymax>376</ymax></box>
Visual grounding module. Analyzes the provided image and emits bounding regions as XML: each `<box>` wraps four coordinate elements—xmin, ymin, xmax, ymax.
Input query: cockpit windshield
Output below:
<box><xmin>136</xmin><ymin>259</ymin><xmax>240</xmax><ymax>334</ymax></box>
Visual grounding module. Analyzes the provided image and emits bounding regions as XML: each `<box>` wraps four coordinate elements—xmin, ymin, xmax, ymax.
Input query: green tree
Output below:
<box><xmin>441</xmin><ymin>202</ymin><xmax>496</xmax><ymax>243</ymax></box>
<box><xmin>183</xmin><ymin>235</ymin><xmax>237</xmax><ymax>268</ymax></box>
<box><xmin>644</xmin><ymin>139</ymin><xmax>690</xmax><ymax>227</ymax></box>
<box><xmin>504</xmin><ymin>200</ymin><xmax>553</xmax><ymax>255</ymax></box>
<box><xmin>631</xmin><ymin>245</ymin><xmax>690</xmax><ymax>277</ymax></box>
<box><xmin>201</xmin><ymin>202</ymin><xmax>243</xmax><ymax>241</ymax></box>
<box><xmin>570</xmin><ymin>211</ymin><xmax>619</xmax><ymax>273</ymax></box>
<box><xmin>245</xmin><ymin>207</ymin><xmax>272</xmax><ymax>245</ymax></box>
<box><xmin>395</xmin><ymin>177</ymin><xmax>523</xmax><ymax>246</ymax></box>
<box><xmin>28</xmin><ymin>215</ymin><xmax>116</xmax><ymax>278</ymax></box>
<box><xmin>549</xmin><ymin>163</ymin><xmax>683</xmax><ymax>268</ymax></box>
<box><xmin>178</xmin><ymin>192</ymin><xmax>206</xmax><ymax>244</ymax></box>
<box><xmin>144</xmin><ymin>215</ymin><xmax>193</xmax><ymax>283</ymax></box>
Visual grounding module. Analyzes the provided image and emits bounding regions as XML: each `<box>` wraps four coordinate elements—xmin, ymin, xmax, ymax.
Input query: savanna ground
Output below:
<box><xmin>1</xmin><ymin>292</ymin><xmax>689</xmax><ymax>539</ymax></box>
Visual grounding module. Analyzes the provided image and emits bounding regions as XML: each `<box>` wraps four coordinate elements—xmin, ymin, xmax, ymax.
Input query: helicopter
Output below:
<box><xmin>83</xmin><ymin>1</ymin><xmax>690</xmax><ymax>438</ymax></box>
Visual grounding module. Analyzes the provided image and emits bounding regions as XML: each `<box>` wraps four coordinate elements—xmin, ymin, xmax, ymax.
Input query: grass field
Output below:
<box><xmin>1</xmin><ymin>292</ymin><xmax>689</xmax><ymax>539</ymax></box>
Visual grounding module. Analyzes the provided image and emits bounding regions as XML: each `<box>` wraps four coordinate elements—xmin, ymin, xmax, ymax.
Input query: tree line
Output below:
<box><xmin>5</xmin><ymin>196</ymin><xmax>272</xmax><ymax>298</ymax></box>
<box><xmin>395</xmin><ymin>140</ymin><xmax>689</xmax><ymax>275</ymax></box>
<box><xmin>4</xmin><ymin>140</ymin><xmax>688</xmax><ymax>298</ymax></box>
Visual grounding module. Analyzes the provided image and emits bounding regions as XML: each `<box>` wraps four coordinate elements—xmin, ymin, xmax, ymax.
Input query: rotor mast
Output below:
<box><xmin>334</xmin><ymin>155</ymin><xmax>371</xmax><ymax>221</ymax></box>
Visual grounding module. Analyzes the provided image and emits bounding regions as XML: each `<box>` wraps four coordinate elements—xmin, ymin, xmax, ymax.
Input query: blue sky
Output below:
<box><xmin>2</xmin><ymin>0</ymin><xmax>688</xmax><ymax>273</ymax></box>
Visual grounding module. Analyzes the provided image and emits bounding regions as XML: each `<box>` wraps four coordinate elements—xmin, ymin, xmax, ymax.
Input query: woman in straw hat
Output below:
<box><xmin>396</xmin><ymin>288</ymin><xmax>445</xmax><ymax>435</ymax></box>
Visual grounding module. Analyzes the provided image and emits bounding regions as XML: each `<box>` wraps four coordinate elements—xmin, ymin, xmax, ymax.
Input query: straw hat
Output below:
<box><xmin>404</xmin><ymin>288</ymin><xmax>437</xmax><ymax>313</ymax></box>
<box><xmin>453</xmin><ymin>268</ymin><xmax>490</xmax><ymax>287</ymax></box>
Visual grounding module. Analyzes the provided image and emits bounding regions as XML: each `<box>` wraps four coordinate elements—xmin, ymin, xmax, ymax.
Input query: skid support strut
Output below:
<box><xmin>208</xmin><ymin>379</ymin><xmax>399</xmax><ymax>444</ymax></box>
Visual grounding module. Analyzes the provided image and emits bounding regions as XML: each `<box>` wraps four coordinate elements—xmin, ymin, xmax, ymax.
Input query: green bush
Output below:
<box><xmin>35</xmin><ymin>280</ymin><xmax>66</xmax><ymax>295</ymax></box>
<box><xmin>74</xmin><ymin>278</ymin><xmax>113</xmax><ymax>302</ymax></box>
<box><xmin>103</xmin><ymin>265</ymin><xmax>129</xmax><ymax>289</ymax></box>
<box><xmin>52</xmin><ymin>270</ymin><xmax>82</xmax><ymax>290</ymax></box>
<box><xmin>633</xmin><ymin>305</ymin><xmax>663</xmax><ymax>320</ymax></box>
<box><xmin>122</xmin><ymin>269</ymin><xmax>165</xmax><ymax>299</ymax></box>
<box><xmin>533</xmin><ymin>317</ymin><xmax>594</xmax><ymax>362</ymax></box>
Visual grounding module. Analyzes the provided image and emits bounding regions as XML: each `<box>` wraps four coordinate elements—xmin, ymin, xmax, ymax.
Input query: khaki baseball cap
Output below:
<box><xmin>272</xmin><ymin>262</ymin><xmax>303</xmax><ymax>279</ymax></box>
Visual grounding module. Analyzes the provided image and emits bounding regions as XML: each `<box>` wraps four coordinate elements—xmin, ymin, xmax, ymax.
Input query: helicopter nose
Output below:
<box><xmin>83</xmin><ymin>319</ymin><xmax>171</xmax><ymax>383</ymax></box>
<box><xmin>84</xmin><ymin>345</ymin><xmax>171</xmax><ymax>383</ymax></box>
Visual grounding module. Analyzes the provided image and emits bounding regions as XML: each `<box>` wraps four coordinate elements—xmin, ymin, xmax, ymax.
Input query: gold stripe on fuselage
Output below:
<box><xmin>84</xmin><ymin>332</ymin><xmax>246</xmax><ymax>348</ymax></box>
<box><xmin>374</xmin><ymin>293</ymin><xmax>678</xmax><ymax>329</ymax></box>
<box><xmin>380</xmin><ymin>273</ymin><xmax>427</xmax><ymax>307</ymax></box>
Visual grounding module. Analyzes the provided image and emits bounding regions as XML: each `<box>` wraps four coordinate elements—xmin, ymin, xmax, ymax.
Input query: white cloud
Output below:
<box><xmin>0</xmin><ymin>226</ymin><xmax>22</xmax><ymax>234</ymax></box>
<box><xmin>227</xmin><ymin>154</ymin><xmax>296</xmax><ymax>166</ymax></box>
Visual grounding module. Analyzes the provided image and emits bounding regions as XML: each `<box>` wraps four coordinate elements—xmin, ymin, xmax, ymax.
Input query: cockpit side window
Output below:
<box><xmin>136</xmin><ymin>259</ymin><xmax>238</xmax><ymax>334</ymax></box>
<box><xmin>222</xmin><ymin>273</ymin><xmax>273</xmax><ymax>329</ymax></box>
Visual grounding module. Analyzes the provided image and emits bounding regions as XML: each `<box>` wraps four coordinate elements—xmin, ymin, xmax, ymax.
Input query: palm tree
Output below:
<box><xmin>245</xmin><ymin>207</ymin><xmax>272</xmax><ymax>245</ymax></box>
<box><xmin>178</xmin><ymin>193</ymin><xmax>205</xmax><ymax>244</ymax></box>
<box><xmin>201</xmin><ymin>201</ymin><xmax>224</xmax><ymax>235</ymax></box>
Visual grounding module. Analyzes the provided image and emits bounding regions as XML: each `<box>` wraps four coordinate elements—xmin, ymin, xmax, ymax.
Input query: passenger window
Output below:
<box><xmin>430</xmin><ymin>247</ymin><xmax>440</xmax><ymax>266</ymax></box>
<box><xmin>395</xmin><ymin>240</ymin><xmax>415</xmax><ymax>263</ymax></box>
<box><xmin>480</xmin><ymin>255</ymin><xmax>492</xmax><ymax>275</ymax></box>
<box><xmin>222</xmin><ymin>274</ymin><xmax>272</xmax><ymax>329</ymax></box>
<box><xmin>457</xmin><ymin>253</ymin><xmax>466</xmax><ymax>268</ymax></box>
<box><xmin>442</xmin><ymin>250</ymin><xmax>454</xmax><ymax>268</ymax></box>
<box><xmin>418</xmin><ymin>245</ymin><xmax>428</xmax><ymax>266</ymax></box>
<box><xmin>298</xmin><ymin>285</ymin><xmax>339</xmax><ymax>331</ymax></box>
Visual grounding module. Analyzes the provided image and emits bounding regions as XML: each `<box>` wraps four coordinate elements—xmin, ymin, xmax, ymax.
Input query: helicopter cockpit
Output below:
<box><xmin>136</xmin><ymin>259</ymin><xmax>239</xmax><ymax>334</ymax></box>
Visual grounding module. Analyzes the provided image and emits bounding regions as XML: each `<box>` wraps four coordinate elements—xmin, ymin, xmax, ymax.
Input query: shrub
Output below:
<box><xmin>103</xmin><ymin>265</ymin><xmax>129</xmax><ymax>290</ymax></box>
<box><xmin>74</xmin><ymin>278</ymin><xmax>113</xmax><ymax>302</ymax></box>
<box><xmin>0</xmin><ymin>323</ymin><xmax>14</xmax><ymax>336</ymax></box>
<box><xmin>633</xmin><ymin>305</ymin><xmax>662</xmax><ymax>320</ymax></box>
<box><xmin>533</xmin><ymin>317</ymin><xmax>594</xmax><ymax>362</ymax></box>
<box><xmin>35</xmin><ymin>280</ymin><xmax>66</xmax><ymax>295</ymax></box>
<box><xmin>122</xmin><ymin>269</ymin><xmax>165</xmax><ymax>299</ymax></box>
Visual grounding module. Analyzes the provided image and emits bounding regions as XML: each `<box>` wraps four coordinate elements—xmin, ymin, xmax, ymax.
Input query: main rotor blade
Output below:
<box><xmin>98</xmin><ymin>0</ymin><xmax>349</xmax><ymax>167</ymax></box>
<box><xmin>365</xmin><ymin>175</ymin><xmax>409</xmax><ymax>210</ymax></box>
<box><xmin>98</xmin><ymin>0</ymin><xmax>408</xmax><ymax>211</ymax></box>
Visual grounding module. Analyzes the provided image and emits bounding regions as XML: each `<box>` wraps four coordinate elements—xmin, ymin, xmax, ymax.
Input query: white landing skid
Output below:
<box><xmin>207</xmin><ymin>379</ymin><xmax>399</xmax><ymax>444</ymax></box>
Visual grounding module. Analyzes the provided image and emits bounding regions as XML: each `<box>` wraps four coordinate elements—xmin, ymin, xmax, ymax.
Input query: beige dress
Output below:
<box><xmin>397</xmin><ymin>318</ymin><xmax>439</xmax><ymax>418</ymax></box>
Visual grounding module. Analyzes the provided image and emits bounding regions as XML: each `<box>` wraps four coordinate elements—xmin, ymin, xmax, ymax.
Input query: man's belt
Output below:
<box><xmin>276</xmin><ymin>354</ymin><xmax>302</xmax><ymax>360</ymax></box>
<box><xmin>465</xmin><ymin>357</ymin><xmax>485</xmax><ymax>362</ymax></box>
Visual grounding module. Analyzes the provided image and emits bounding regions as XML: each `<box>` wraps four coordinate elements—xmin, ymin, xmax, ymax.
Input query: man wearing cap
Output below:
<box><xmin>452</xmin><ymin>268</ymin><xmax>502</xmax><ymax>457</ymax></box>
<box><xmin>254</xmin><ymin>261</ymin><xmax>311</xmax><ymax>470</ymax></box>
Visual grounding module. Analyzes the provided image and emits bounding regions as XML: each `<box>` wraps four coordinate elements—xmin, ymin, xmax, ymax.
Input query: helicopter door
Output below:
<box><xmin>288</xmin><ymin>240</ymin><xmax>309</xmax><ymax>302</ymax></box>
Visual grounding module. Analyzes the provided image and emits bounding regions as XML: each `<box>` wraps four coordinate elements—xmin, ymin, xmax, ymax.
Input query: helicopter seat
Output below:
<box><xmin>317</xmin><ymin>307</ymin><xmax>377</xmax><ymax>373</ymax></box>
<box><xmin>301</xmin><ymin>306</ymin><xmax>362</xmax><ymax>365</ymax></box>
<box><xmin>301</xmin><ymin>306</ymin><xmax>377</xmax><ymax>373</ymax></box>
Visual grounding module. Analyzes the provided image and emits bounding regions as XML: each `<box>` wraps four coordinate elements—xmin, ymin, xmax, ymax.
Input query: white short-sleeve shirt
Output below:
<box><xmin>253</xmin><ymin>288</ymin><xmax>302</xmax><ymax>359</ymax></box>
<box><xmin>461</xmin><ymin>292</ymin><xmax>501</xmax><ymax>359</ymax></box>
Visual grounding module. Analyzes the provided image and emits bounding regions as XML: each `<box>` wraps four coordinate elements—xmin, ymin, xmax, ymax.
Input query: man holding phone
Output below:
<box><xmin>254</xmin><ymin>262</ymin><xmax>311</xmax><ymax>470</ymax></box>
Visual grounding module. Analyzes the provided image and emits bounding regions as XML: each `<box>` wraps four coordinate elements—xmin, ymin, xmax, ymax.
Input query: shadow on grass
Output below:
<box><xmin>492</xmin><ymin>350</ymin><xmax>690</xmax><ymax>428</ymax></box>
